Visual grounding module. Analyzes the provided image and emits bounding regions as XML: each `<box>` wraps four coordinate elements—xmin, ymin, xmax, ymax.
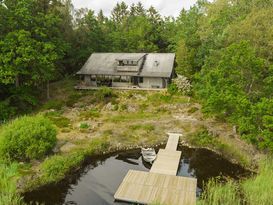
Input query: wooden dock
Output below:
<box><xmin>114</xmin><ymin>133</ymin><xmax>197</xmax><ymax>205</ymax></box>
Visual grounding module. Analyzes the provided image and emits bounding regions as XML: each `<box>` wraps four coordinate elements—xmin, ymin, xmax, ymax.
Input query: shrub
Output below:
<box><xmin>97</xmin><ymin>86</ymin><xmax>114</xmax><ymax>99</ymax></box>
<box><xmin>167</xmin><ymin>83</ymin><xmax>178</xmax><ymax>95</ymax></box>
<box><xmin>80</xmin><ymin>123</ymin><xmax>89</xmax><ymax>129</ymax></box>
<box><xmin>42</xmin><ymin>99</ymin><xmax>64</xmax><ymax>110</ymax></box>
<box><xmin>0</xmin><ymin>115</ymin><xmax>57</xmax><ymax>161</ymax></box>
<box><xmin>173</xmin><ymin>75</ymin><xmax>192</xmax><ymax>95</ymax></box>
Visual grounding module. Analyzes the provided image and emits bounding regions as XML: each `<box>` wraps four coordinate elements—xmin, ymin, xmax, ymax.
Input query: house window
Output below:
<box><xmin>118</xmin><ymin>60</ymin><xmax>124</xmax><ymax>66</ymax></box>
<box><xmin>139</xmin><ymin>77</ymin><xmax>143</xmax><ymax>83</ymax></box>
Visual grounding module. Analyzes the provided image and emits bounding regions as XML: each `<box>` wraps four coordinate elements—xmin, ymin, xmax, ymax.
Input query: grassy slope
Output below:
<box><xmin>0</xmin><ymin>78</ymin><xmax>267</xmax><ymax>204</ymax></box>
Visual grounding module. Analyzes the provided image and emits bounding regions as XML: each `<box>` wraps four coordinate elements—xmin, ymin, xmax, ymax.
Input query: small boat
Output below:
<box><xmin>141</xmin><ymin>148</ymin><xmax>156</xmax><ymax>164</ymax></box>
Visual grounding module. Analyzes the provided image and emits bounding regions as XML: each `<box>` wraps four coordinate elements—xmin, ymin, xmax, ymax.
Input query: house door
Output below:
<box><xmin>131</xmin><ymin>77</ymin><xmax>138</xmax><ymax>85</ymax></box>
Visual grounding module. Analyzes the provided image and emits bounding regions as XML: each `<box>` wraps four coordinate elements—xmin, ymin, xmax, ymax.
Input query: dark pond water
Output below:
<box><xmin>24</xmin><ymin>146</ymin><xmax>250</xmax><ymax>205</ymax></box>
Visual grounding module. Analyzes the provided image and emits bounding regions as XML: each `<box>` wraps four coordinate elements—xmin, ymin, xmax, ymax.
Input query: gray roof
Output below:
<box><xmin>77</xmin><ymin>53</ymin><xmax>175</xmax><ymax>78</ymax></box>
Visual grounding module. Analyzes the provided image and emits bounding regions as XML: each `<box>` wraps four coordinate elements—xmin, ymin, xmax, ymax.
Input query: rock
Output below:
<box><xmin>104</xmin><ymin>102</ymin><xmax>115</xmax><ymax>111</ymax></box>
<box><xmin>127</xmin><ymin>105</ymin><xmax>137</xmax><ymax>112</ymax></box>
<box><xmin>60</xmin><ymin>142</ymin><xmax>76</xmax><ymax>153</ymax></box>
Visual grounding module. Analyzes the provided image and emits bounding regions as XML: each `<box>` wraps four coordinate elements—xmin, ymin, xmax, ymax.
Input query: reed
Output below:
<box><xmin>242</xmin><ymin>158</ymin><xmax>273</xmax><ymax>205</ymax></box>
<box><xmin>0</xmin><ymin>163</ymin><xmax>25</xmax><ymax>205</ymax></box>
<box><xmin>198</xmin><ymin>158</ymin><xmax>273</xmax><ymax>205</ymax></box>
<box><xmin>198</xmin><ymin>179</ymin><xmax>241</xmax><ymax>205</ymax></box>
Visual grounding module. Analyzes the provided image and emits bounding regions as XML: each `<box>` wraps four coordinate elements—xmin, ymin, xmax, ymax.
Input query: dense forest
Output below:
<box><xmin>0</xmin><ymin>0</ymin><xmax>272</xmax><ymax>154</ymax></box>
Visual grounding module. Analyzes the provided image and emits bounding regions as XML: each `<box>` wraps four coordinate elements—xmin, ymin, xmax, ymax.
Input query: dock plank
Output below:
<box><xmin>114</xmin><ymin>170</ymin><xmax>197</xmax><ymax>205</ymax></box>
<box><xmin>150</xmin><ymin>149</ymin><xmax>181</xmax><ymax>175</ymax></box>
<box><xmin>165</xmin><ymin>133</ymin><xmax>181</xmax><ymax>150</ymax></box>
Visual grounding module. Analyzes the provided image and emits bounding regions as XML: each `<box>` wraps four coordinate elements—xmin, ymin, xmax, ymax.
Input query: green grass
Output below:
<box><xmin>242</xmin><ymin>158</ymin><xmax>273</xmax><ymax>204</ymax></box>
<box><xmin>198</xmin><ymin>158</ymin><xmax>273</xmax><ymax>205</ymax></box>
<box><xmin>129</xmin><ymin>124</ymin><xmax>155</xmax><ymax>132</ymax></box>
<box><xmin>107</xmin><ymin>112</ymin><xmax>159</xmax><ymax>123</ymax></box>
<box><xmin>24</xmin><ymin>137</ymin><xmax>110</xmax><ymax>191</ymax></box>
<box><xmin>198</xmin><ymin>179</ymin><xmax>241</xmax><ymax>205</ymax></box>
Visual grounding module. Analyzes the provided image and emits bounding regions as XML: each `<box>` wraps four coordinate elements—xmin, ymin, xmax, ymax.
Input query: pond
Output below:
<box><xmin>24</xmin><ymin>146</ymin><xmax>250</xmax><ymax>205</ymax></box>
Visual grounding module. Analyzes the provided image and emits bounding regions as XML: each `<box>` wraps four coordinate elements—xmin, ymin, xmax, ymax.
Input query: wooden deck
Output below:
<box><xmin>114</xmin><ymin>133</ymin><xmax>197</xmax><ymax>205</ymax></box>
<box><xmin>114</xmin><ymin>170</ymin><xmax>197</xmax><ymax>205</ymax></box>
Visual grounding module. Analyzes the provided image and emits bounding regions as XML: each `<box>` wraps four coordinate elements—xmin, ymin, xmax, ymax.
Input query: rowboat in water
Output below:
<box><xmin>141</xmin><ymin>148</ymin><xmax>156</xmax><ymax>164</ymax></box>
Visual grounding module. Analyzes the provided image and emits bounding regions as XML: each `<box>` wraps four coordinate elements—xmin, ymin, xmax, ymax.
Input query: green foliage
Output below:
<box><xmin>173</xmin><ymin>0</ymin><xmax>273</xmax><ymax>152</ymax></box>
<box><xmin>0</xmin><ymin>115</ymin><xmax>57</xmax><ymax>161</ymax></box>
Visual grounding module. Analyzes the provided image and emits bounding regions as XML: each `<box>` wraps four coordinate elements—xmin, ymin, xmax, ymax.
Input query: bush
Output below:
<box><xmin>0</xmin><ymin>101</ymin><xmax>16</xmax><ymax>123</ymax></box>
<box><xmin>80</xmin><ymin>123</ymin><xmax>89</xmax><ymax>129</ymax></box>
<box><xmin>0</xmin><ymin>115</ymin><xmax>57</xmax><ymax>161</ymax></box>
<box><xmin>42</xmin><ymin>99</ymin><xmax>64</xmax><ymax>110</ymax></box>
<box><xmin>173</xmin><ymin>75</ymin><xmax>192</xmax><ymax>95</ymax></box>
<box><xmin>167</xmin><ymin>83</ymin><xmax>178</xmax><ymax>95</ymax></box>
<box><xmin>96</xmin><ymin>87</ymin><xmax>115</xmax><ymax>99</ymax></box>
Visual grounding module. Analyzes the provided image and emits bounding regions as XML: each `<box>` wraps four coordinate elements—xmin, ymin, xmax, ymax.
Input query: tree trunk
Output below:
<box><xmin>47</xmin><ymin>80</ymin><xmax>50</xmax><ymax>99</ymax></box>
<box><xmin>15</xmin><ymin>75</ymin><xmax>19</xmax><ymax>88</ymax></box>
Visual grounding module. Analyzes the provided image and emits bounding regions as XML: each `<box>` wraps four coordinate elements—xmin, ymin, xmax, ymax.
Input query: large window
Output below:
<box><xmin>139</xmin><ymin>77</ymin><xmax>143</xmax><ymax>83</ymax></box>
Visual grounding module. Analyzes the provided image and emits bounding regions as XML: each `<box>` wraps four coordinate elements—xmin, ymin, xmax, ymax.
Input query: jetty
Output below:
<box><xmin>114</xmin><ymin>133</ymin><xmax>197</xmax><ymax>205</ymax></box>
